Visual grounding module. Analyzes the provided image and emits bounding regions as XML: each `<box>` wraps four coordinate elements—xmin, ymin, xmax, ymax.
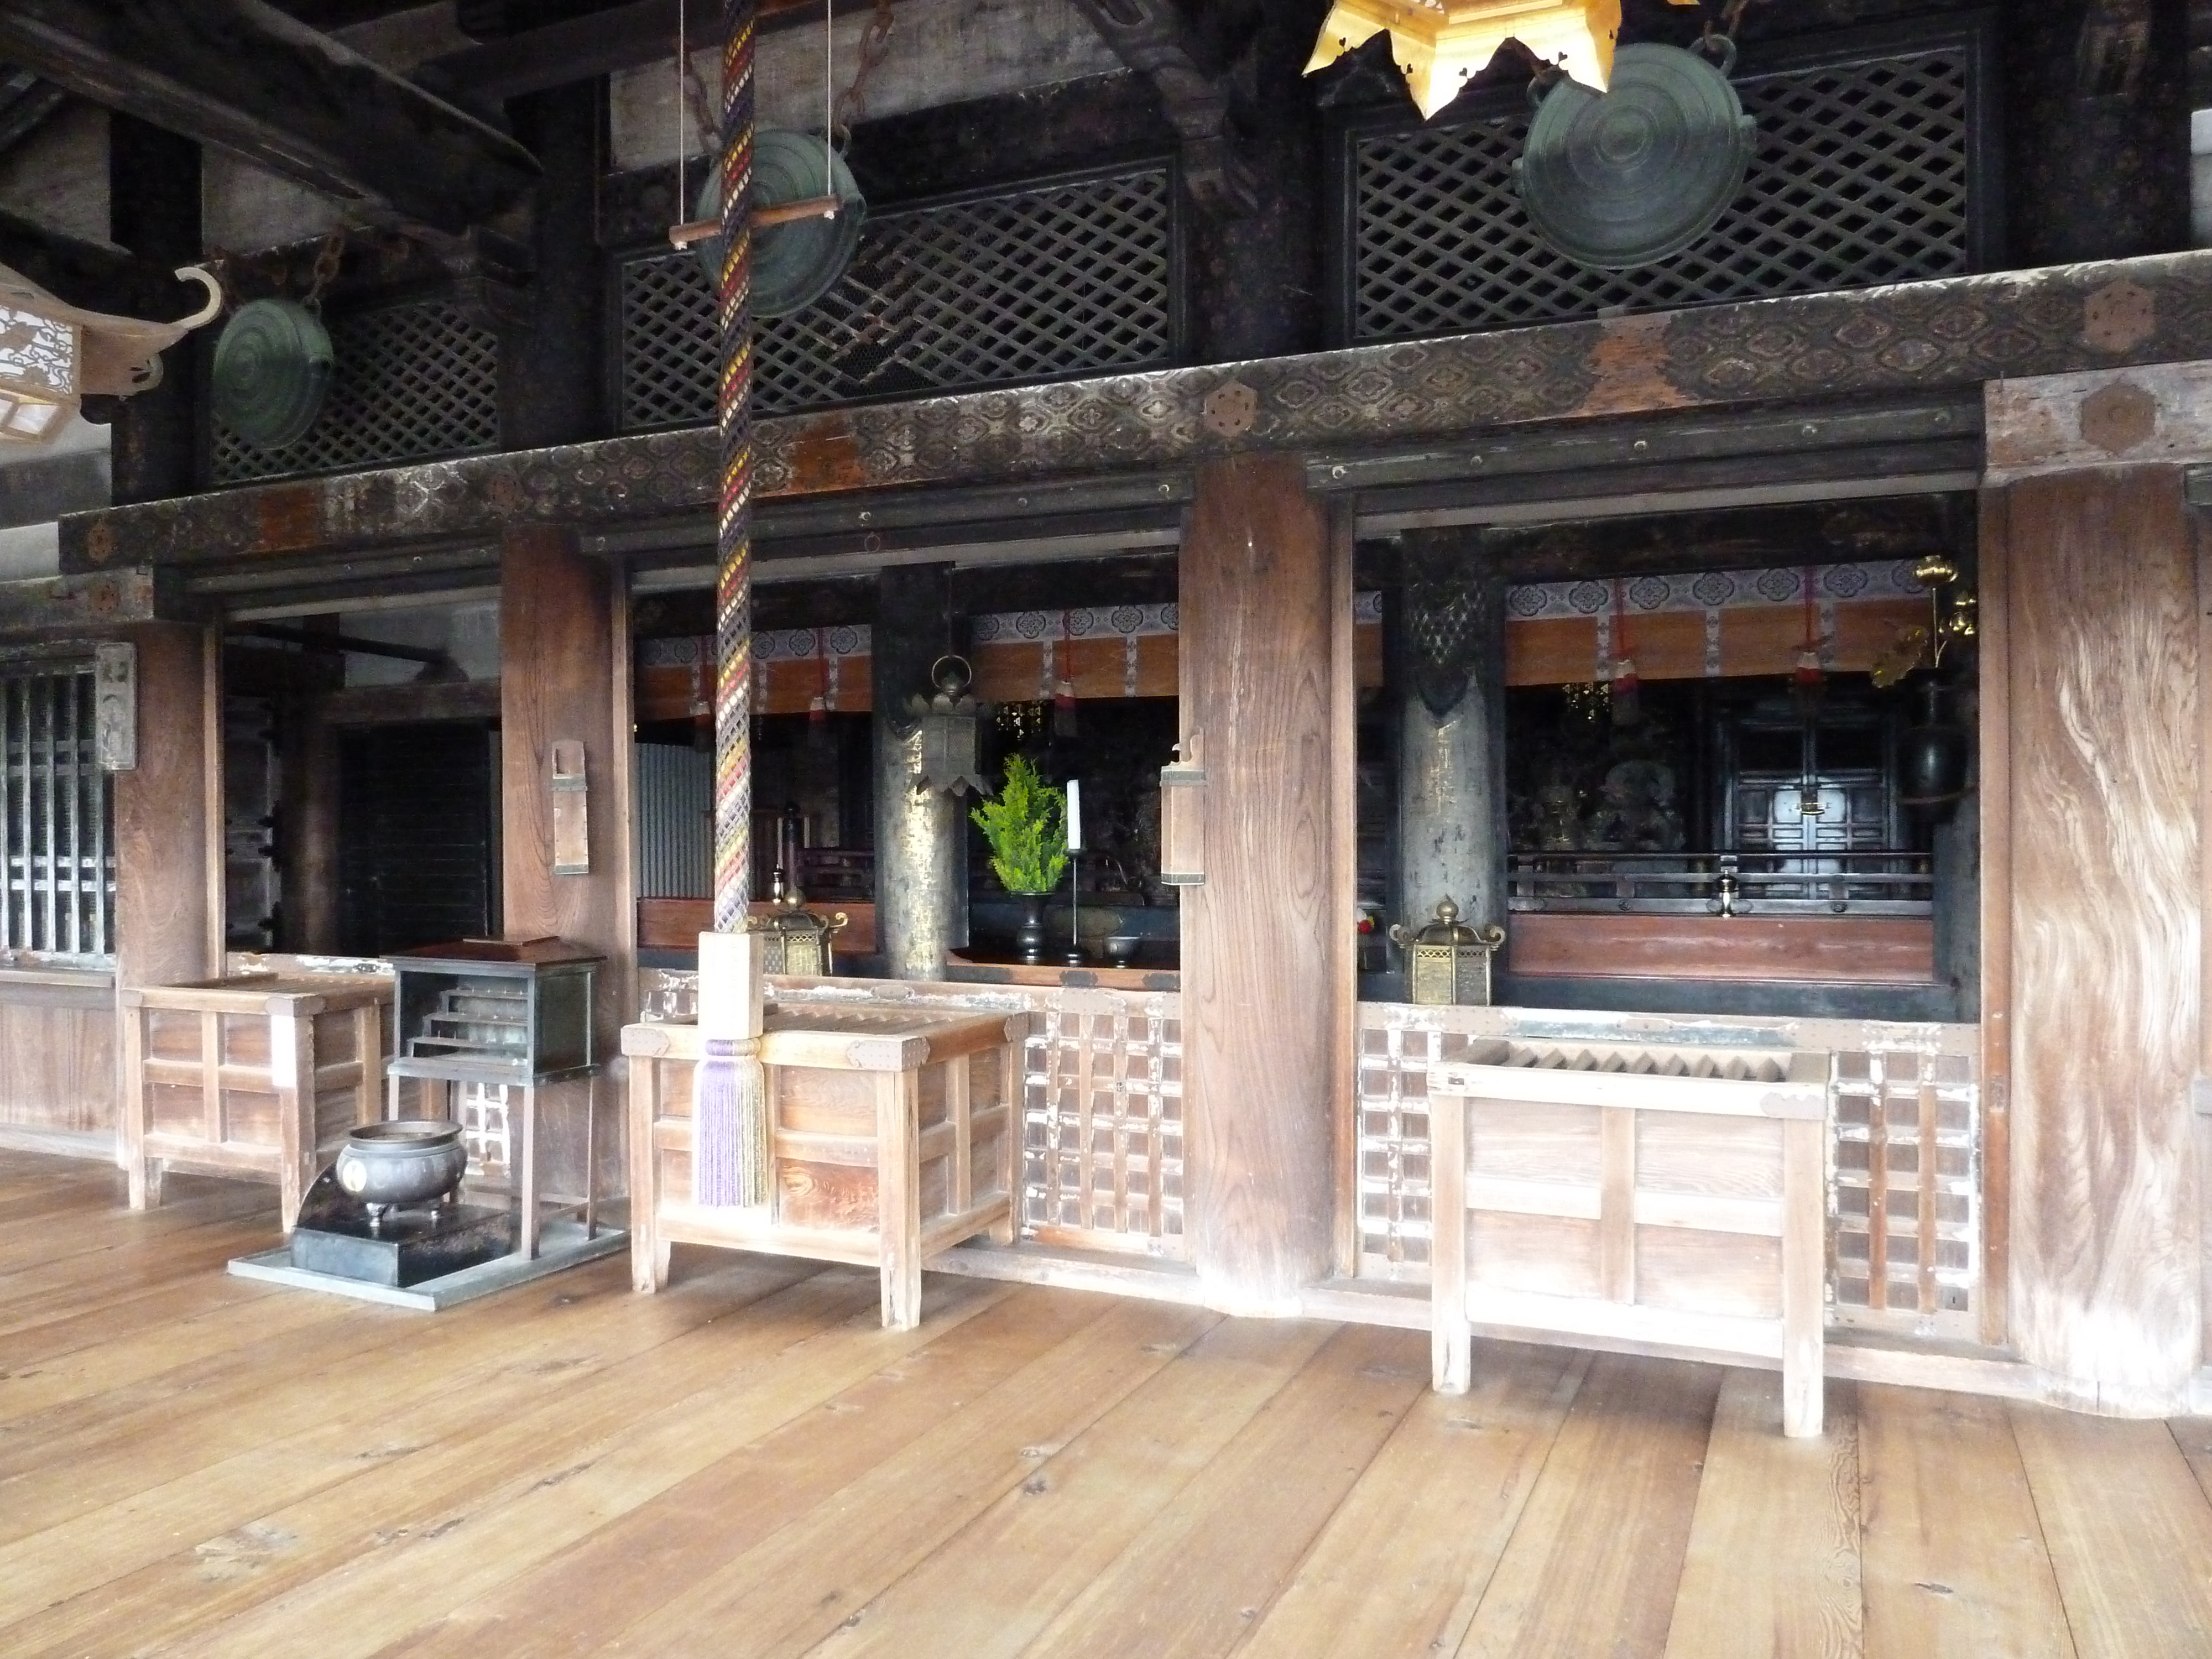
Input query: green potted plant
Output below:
<box><xmin>972</xmin><ymin>754</ymin><xmax>1067</xmax><ymax>964</ymax></box>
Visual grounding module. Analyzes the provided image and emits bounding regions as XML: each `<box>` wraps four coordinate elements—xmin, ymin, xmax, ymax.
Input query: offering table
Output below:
<box><xmin>623</xmin><ymin>1000</ymin><xmax>1023</xmax><ymax>1329</ymax></box>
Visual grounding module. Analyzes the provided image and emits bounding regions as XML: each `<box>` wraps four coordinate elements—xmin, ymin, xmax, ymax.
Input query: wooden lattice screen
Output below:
<box><xmin>1354</xmin><ymin>1004</ymin><xmax>1981</xmax><ymax>1342</ymax></box>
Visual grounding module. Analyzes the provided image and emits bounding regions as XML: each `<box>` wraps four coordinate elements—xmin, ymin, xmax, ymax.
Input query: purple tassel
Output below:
<box><xmin>694</xmin><ymin>1037</ymin><xmax>768</xmax><ymax>1208</ymax></box>
<box><xmin>695</xmin><ymin>1039</ymin><xmax>740</xmax><ymax>1207</ymax></box>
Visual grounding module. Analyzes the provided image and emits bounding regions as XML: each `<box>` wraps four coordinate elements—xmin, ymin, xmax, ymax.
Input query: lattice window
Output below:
<box><xmin>1830</xmin><ymin>1047</ymin><xmax>1978</xmax><ymax>1338</ymax></box>
<box><xmin>1021</xmin><ymin>995</ymin><xmax>1186</xmax><ymax>1257</ymax></box>
<box><xmin>212</xmin><ymin>299</ymin><xmax>500</xmax><ymax>484</ymax></box>
<box><xmin>0</xmin><ymin>666</ymin><xmax>111</xmax><ymax>958</ymax></box>
<box><xmin>615</xmin><ymin>163</ymin><xmax>1178</xmax><ymax>430</ymax></box>
<box><xmin>453</xmin><ymin>1080</ymin><xmax>514</xmax><ymax>1187</ymax></box>
<box><xmin>1345</xmin><ymin>41</ymin><xmax>1975</xmax><ymax>345</ymax></box>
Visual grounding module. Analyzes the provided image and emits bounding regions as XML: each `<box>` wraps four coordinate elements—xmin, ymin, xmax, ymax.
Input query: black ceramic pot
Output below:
<box><xmin>1900</xmin><ymin>680</ymin><xmax>1970</xmax><ymax>813</ymax></box>
<box><xmin>1015</xmin><ymin>894</ymin><xmax>1047</xmax><ymax>966</ymax></box>
<box><xmin>335</xmin><ymin>1119</ymin><xmax>469</xmax><ymax>1218</ymax></box>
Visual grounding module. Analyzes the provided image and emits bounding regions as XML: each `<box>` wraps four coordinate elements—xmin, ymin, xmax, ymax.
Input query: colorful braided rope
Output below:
<box><xmin>712</xmin><ymin>0</ymin><xmax>758</xmax><ymax>932</ymax></box>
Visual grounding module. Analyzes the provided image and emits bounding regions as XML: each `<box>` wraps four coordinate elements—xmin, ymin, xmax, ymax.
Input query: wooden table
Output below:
<box><xmin>121</xmin><ymin>972</ymin><xmax>391</xmax><ymax>1231</ymax></box>
<box><xmin>1427</xmin><ymin>1037</ymin><xmax>1829</xmax><ymax>1437</ymax></box>
<box><xmin>623</xmin><ymin>1003</ymin><xmax>1024</xmax><ymax>1328</ymax></box>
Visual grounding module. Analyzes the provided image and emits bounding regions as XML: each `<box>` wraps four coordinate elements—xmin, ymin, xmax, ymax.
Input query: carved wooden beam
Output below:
<box><xmin>0</xmin><ymin>66</ymin><xmax>66</xmax><ymax>156</ymax></box>
<box><xmin>0</xmin><ymin>0</ymin><xmax>541</xmax><ymax>234</ymax></box>
<box><xmin>420</xmin><ymin>0</ymin><xmax>831</xmax><ymax>103</ymax></box>
<box><xmin>58</xmin><ymin>249</ymin><xmax>2212</xmax><ymax>572</ymax></box>
<box><xmin>1066</xmin><ymin>0</ymin><xmax>1257</xmax><ymax>218</ymax></box>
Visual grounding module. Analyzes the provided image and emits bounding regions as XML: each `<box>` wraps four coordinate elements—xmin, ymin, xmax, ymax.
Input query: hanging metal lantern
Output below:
<box><xmin>1515</xmin><ymin>39</ymin><xmax>1755</xmax><ymax>272</ymax></box>
<box><xmin>695</xmin><ymin>129</ymin><xmax>867</xmax><ymax>317</ymax></box>
<box><xmin>0</xmin><ymin>262</ymin><xmax>222</xmax><ymax>446</ymax></box>
<box><xmin>1158</xmin><ymin>732</ymin><xmax>1207</xmax><ymax>888</ymax></box>
<box><xmin>908</xmin><ymin>655</ymin><xmax>990</xmax><ymax>797</ymax></box>
<box><xmin>212</xmin><ymin>298</ymin><xmax>335</xmax><ymax>451</ymax></box>
<box><xmin>1390</xmin><ymin>898</ymin><xmax>1506</xmax><ymax>1007</ymax></box>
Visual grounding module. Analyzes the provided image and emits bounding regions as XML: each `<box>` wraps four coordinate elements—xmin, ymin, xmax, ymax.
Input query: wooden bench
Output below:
<box><xmin>1427</xmin><ymin>1039</ymin><xmax>1828</xmax><ymax>1437</ymax></box>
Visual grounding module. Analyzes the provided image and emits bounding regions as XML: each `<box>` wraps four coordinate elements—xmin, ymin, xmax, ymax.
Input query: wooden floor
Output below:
<box><xmin>4</xmin><ymin>1151</ymin><xmax>2212</xmax><ymax>1657</ymax></box>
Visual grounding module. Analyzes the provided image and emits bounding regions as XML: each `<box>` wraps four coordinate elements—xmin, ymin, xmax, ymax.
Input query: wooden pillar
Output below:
<box><xmin>500</xmin><ymin>526</ymin><xmax>631</xmax><ymax>1194</ymax></box>
<box><xmin>1992</xmin><ymin>464</ymin><xmax>2202</xmax><ymax>1412</ymax></box>
<box><xmin>498</xmin><ymin>80</ymin><xmax>607</xmax><ymax>450</ymax></box>
<box><xmin>113</xmin><ymin>622</ymin><xmax>219</xmax><ymax>991</ymax></box>
<box><xmin>2004</xmin><ymin>0</ymin><xmax>2189</xmax><ymax>266</ymax></box>
<box><xmin>873</xmin><ymin>563</ymin><xmax>962</xmax><ymax>979</ymax></box>
<box><xmin>1392</xmin><ymin>530</ymin><xmax>1508</xmax><ymax>946</ymax></box>
<box><xmin>106</xmin><ymin>114</ymin><xmax>202</xmax><ymax>505</ymax></box>
<box><xmin>1180</xmin><ymin>453</ymin><xmax>1347</xmax><ymax>1310</ymax></box>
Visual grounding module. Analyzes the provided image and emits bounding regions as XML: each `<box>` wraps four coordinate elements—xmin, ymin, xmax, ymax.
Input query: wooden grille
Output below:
<box><xmin>212</xmin><ymin>299</ymin><xmax>500</xmax><ymax>484</ymax></box>
<box><xmin>0</xmin><ymin>666</ymin><xmax>111</xmax><ymax>958</ymax></box>
<box><xmin>1021</xmin><ymin>990</ymin><xmax>1185</xmax><ymax>1258</ymax></box>
<box><xmin>614</xmin><ymin>163</ymin><xmax>1178</xmax><ymax>430</ymax></box>
<box><xmin>1343</xmin><ymin>35</ymin><xmax>1978</xmax><ymax>345</ymax></box>
<box><xmin>1830</xmin><ymin>1046</ymin><xmax>1978</xmax><ymax>1337</ymax></box>
<box><xmin>1354</xmin><ymin>1004</ymin><xmax>1982</xmax><ymax>1340</ymax></box>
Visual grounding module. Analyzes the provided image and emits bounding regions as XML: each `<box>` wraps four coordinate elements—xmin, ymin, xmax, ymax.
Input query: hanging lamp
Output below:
<box><xmin>1305</xmin><ymin>0</ymin><xmax>1701</xmax><ymax>119</ymax></box>
<box><xmin>0</xmin><ymin>263</ymin><xmax>222</xmax><ymax>446</ymax></box>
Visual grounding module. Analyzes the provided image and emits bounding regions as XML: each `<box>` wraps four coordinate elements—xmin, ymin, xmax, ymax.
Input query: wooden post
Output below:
<box><xmin>1430</xmin><ymin>1089</ymin><xmax>1469</xmax><ymax>1395</ymax></box>
<box><xmin>1180</xmin><ymin>453</ymin><xmax>1342</xmax><ymax>1311</ymax></box>
<box><xmin>499</xmin><ymin>525</ymin><xmax>627</xmax><ymax>1207</ymax></box>
<box><xmin>1999</xmin><ymin>465</ymin><xmax>2202</xmax><ymax>1413</ymax></box>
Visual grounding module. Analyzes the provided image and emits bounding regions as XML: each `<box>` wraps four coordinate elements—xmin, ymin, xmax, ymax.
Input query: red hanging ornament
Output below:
<box><xmin>1793</xmin><ymin>566</ymin><xmax>1825</xmax><ymax>720</ymax></box>
<box><xmin>1609</xmin><ymin>578</ymin><xmax>1641</xmax><ymax>727</ymax></box>
<box><xmin>1052</xmin><ymin>609</ymin><xmax>1079</xmax><ymax>738</ymax></box>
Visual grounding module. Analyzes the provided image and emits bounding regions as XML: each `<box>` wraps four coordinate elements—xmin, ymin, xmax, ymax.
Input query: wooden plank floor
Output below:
<box><xmin>3</xmin><ymin>1149</ymin><xmax>2211</xmax><ymax>1658</ymax></box>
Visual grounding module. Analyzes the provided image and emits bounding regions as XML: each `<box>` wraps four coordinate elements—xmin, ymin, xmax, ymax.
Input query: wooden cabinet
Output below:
<box><xmin>623</xmin><ymin>1004</ymin><xmax>1022</xmax><ymax>1328</ymax></box>
<box><xmin>121</xmin><ymin>973</ymin><xmax>390</xmax><ymax>1230</ymax></box>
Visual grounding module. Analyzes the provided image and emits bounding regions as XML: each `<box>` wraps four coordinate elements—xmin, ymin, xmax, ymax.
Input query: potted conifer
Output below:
<box><xmin>972</xmin><ymin>755</ymin><xmax>1067</xmax><ymax>965</ymax></box>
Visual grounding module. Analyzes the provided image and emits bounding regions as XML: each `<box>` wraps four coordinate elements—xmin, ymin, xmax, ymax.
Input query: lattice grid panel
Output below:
<box><xmin>212</xmin><ymin>299</ymin><xmax>500</xmax><ymax>484</ymax></box>
<box><xmin>1830</xmin><ymin>1047</ymin><xmax>1979</xmax><ymax>1338</ymax></box>
<box><xmin>1349</xmin><ymin>44</ymin><xmax>1971</xmax><ymax>344</ymax></box>
<box><xmin>1021</xmin><ymin>998</ymin><xmax>1186</xmax><ymax>1258</ymax></box>
<box><xmin>1354</xmin><ymin>1013</ymin><xmax>1980</xmax><ymax>1336</ymax></box>
<box><xmin>454</xmin><ymin>1080</ymin><xmax>513</xmax><ymax>1187</ymax></box>
<box><xmin>615</xmin><ymin>164</ymin><xmax>1176</xmax><ymax>430</ymax></box>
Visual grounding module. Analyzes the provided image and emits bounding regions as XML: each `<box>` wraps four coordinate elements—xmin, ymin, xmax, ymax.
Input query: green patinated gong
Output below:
<box><xmin>1514</xmin><ymin>42</ymin><xmax>1757</xmax><ymax>273</ymax></box>
<box><xmin>211</xmin><ymin>298</ymin><xmax>333</xmax><ymax>450</ymax></box>
<box><xmin>693</xmin><ymin>128</ymin><xmax>867</xmax><ymax>317</ymax></box>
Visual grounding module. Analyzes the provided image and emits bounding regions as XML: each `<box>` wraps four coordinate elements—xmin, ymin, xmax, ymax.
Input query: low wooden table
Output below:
<box><xmin>623</xmin><ymin>1003</ymin><xmax>1023</xmax><ymax>1328</ymax></box>
<box><xmin>121</xmin><ymin>972</ymin><xmax>391</xmax><ymax>1232</ymax></box>
<box><xmin>1427</xmin><ymin>1038</ymin><xmax>1829</xmax><ymax>1437</ymax></box>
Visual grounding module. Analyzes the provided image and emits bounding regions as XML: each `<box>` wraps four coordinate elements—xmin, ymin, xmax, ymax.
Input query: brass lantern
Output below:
<box><xmin>747</xmin><ymin>873</ymin><xmax>847</xmax><ymax>977</ymax></box>
<box><xmin>1158</xmin><ymin>731</ymin><xmax>1207</xmax><ymax>888</ymax></box>
<box><xmin>909</xmin><ymin>655</ymin><xmax>990</xmax><ymax>797</ymax></box>
<box><xmin>1390</xmin><ymin>899</ymin><xmax>1506</xmax><ymax>1006</ymax></box>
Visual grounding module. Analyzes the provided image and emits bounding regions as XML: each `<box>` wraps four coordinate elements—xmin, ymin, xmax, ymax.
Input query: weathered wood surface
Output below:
<box><xmin>1509</xmin><ymin>912</ymin><xmax>1938</xmax><ymax>984</ymax></box>
<box><xmin>9</xmin><ymin>1149</ymin><xmax>2212</xmax><ymax>1656</ymax></box>
<box><xmin>1180</xmin><ymin>454</ymin><xmax>1340</xmax><ymax>1310</ymax></box>
<box><xmin>2000</xmin><ymin>466</ymin><xmax>2203</xmax><ymax>1413</ymax></box>
<box><xmin>113</xmin><ymin>623</ymin><xmax>217</xmax><ymax>996</ymax></box>
<box><xmin>60</xmin><ymin>252</ymin><xmax>2212</xmax><ymax>569</ymax></box>
<box><xmin>499</xmin><ymin>527</ymin><xmax>627</xmax><ymax>1203</ymax></box>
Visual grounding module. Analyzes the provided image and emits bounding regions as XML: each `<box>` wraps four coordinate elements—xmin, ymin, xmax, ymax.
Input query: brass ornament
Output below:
<box><xmin>1390</xmin><ymin>898</ymin><xmax>1506</xmax><ymax>1007</ymax></box>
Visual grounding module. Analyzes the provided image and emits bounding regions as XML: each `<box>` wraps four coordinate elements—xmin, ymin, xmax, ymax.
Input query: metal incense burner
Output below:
<box><xmin>1391</xmin><ymin>899</ymin><xmax>1507</xmax><ymax>1007</ymax></box>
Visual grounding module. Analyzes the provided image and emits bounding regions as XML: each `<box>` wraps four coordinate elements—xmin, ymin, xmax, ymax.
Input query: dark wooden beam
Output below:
<box><xmin>0</xmin><ymin>0</ymin><xmax>541</xmax><ymax>234</ymax></box>
<box><xmin>419</xmin><ymin>0</ymin><xmax>818</xmax><ymax>102</ymax></box>
<box><xmin>0</xmin><ymin>67</ymin><xmax>66</xmax><ymax>155</ymax></box>
<box><xmin>108</xmin><ymin>112</ymin><xmax>201</xmax><ymax>505</ymax></box>
<box><xmin>0</xmin><ymin>204</ymin><xmax>189</xmax><ymax>317</ymax></box>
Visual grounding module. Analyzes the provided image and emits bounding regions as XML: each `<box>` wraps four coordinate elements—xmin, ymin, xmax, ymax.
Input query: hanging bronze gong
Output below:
<box><xmin>1514</xmin><ymin>39</ymin><xmax>1756</xmax><ymax>272</ymax></box>
<box><xmin>693</xmin><ymin>129</ymin><xmax>867</xmax><ymax>317</ymax></box>
<box><xmin>211</xmin><ymin>298</ymin><xmax>333</xmax><ymax>450</ymax></box>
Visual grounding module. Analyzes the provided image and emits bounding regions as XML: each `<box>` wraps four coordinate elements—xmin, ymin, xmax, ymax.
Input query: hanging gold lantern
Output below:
<box><xmin>747</xmin><ymin>872</ymin><xmax>847</xmax><ymax>977</ymax></box>
<box><xmin>0</xmin><ymin>264</ymin><xmax>223</xmax><ymax>447</ymax></box>
<box><xmin>1390</xmin><ymin>898</ymin><xmax>1506</xmax><ymax>1006</ymax></box>
<box><xmin>1305</xmin><ymin>0</ymin><xmax>1701</xmax><ymax>119</ymax></box>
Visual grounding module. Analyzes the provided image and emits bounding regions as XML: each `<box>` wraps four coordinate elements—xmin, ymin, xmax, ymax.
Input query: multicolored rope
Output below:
<box><xmin>712</xmin><ymin>0</ymin><xmax>757</xmax><ymax>933</ymax></box>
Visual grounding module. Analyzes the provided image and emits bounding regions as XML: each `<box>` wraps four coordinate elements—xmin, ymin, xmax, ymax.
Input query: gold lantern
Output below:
<box><xmin>747</xmin><ymin>873</ymin><xmax>848</xmax><ymax>977</ymax></box>
<box><xmin>1390</xmin><ymin>898</ymin><xmax>1506</xmax><ymax>1006</ymax></box>
<box><xmin>0</xmin><ymin>263</ymin><xmax>223</xmax><ymax>446</ymax></box>
<box><xmin>1157</xmin><ymin>731</ymin><xmax>1206</xmax><ymax>889</ymax></box>
<box><xmin>1305</xmin><ymin>0</ymin><xmax>1701</xmax><ymax>119</ymax></box>
<box><xmin>908</xmin><ymin>655</ymin><xmax>990</xmax><ymax>797</ymax></box>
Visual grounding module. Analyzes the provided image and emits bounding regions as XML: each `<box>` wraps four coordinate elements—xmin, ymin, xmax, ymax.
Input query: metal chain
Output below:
<box><xmin>302</xmin><ymin>232</ymin><xmax>345</xmax><ymax>315</ymax></box>
<box><xmin>838</xmin><ymin>0</ymin><xmax>896</xmax><ymax>130</ymax></box>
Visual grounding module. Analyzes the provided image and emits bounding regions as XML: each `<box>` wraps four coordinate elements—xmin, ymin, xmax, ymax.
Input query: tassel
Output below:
<box><xmin>693</xmin><ymin>1035</ymin><xmax>769</xmax><ymax>1207</ymax></box>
